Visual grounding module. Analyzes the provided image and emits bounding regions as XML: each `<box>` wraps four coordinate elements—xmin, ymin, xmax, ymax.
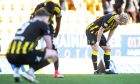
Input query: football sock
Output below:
<box><xmin>54</xmin><ymin>57</ymin><xmax>59</xmax><ymax>71</ymax></box>
<box><xmin>52</xmin><ymin>45</ymin><xmax>59</xmax><ymax>72</ymax></box>
<box><xmin>104</xmin><ymin>51</ymin><xmax>111</xmax><ymax>69</ymax></box>
<box><xmin>92</xmin><ymin>51</ymin><xmax>98</xmax><ymax>70</ymax></box>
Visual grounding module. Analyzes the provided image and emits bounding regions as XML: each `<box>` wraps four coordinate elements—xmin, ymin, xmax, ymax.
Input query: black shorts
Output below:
<box><xmin>6</xmin><ymin>49</ymin><xmax>46</xmax><ymax>66</ymax></box>
<box><xmin>86</xmin><ymin>30</ymin><xmax>107</xmax><ymax>46</ymax></box>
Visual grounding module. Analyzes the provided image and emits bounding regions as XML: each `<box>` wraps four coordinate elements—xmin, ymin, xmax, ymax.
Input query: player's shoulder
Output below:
<box><xmin>47</xmin><ymin>1</ymin><xmax>61</xmax><ymax>13</ymax></box>
<box><xmin>53</xmin><ymin>3</ymin><xmax>61</xmax><ymax>14</ymax></box>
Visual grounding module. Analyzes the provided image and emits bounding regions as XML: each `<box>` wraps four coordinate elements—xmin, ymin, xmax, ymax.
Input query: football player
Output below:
<box><xmin>30</xmin><ymin>1</ymin><xmax>64</xmax><ymax>78</ymax></box>
<box><xmin>6</xmin><ymin>9</ymin><xmax>57</xmax><ymax>83</ymax></box>
<box><xmin>86</xmin><ymin>13</ymin><xmax>129</xmax><ymax>74</ymax></box>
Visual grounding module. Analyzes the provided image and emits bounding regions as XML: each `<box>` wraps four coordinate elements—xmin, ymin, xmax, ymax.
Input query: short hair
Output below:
<box><xmin>34</xmin><ymin>9</ymin><xmax>50</xmax><ymax>17</ymax></box>
<box><xmin>45</xmin><ymin>1</ymin><xmax>56</xmax><ymax>13</ymax></box>
<box><xmin>119</xmin><ymin>13</ymin><xmax>130</xmax><ymax>25</ymax></box>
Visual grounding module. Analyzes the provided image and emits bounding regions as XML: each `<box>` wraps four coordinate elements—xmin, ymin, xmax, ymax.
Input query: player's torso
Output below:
<box><xmin>7</xmin><ymin>19</ymin><xmax>46</xmax><ymax>54</ymax></box>
<box><xmin>15</xmin><ymin>19</ymin><xmax>44</xmax><ymax>42</ymax></box>
<box><xmin>86</xmin><ymin>14</ymin><xmax>118</xmax><ymax>34</ymax></box>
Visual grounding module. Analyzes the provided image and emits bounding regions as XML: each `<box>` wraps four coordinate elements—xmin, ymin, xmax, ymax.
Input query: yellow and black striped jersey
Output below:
<box><xmin>86</xmin><ymin>14</ymin><xmax>118</xmax><ymax>34</ymax></box>
<box><xmin>34</xmin><ymin>1</ymin><xmax>62</xmax><ymax>24</ymax></box>
<box><xmin>7</xmin><ymin>18</ymin><xmax>51</xmax><ymax>54</ymax></box>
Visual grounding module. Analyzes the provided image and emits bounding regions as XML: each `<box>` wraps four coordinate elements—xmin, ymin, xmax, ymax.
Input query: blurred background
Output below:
<box><xmin>0</xmin><ymin>0</ymin><xmax>140</xmax><ymax>74</ymax></box>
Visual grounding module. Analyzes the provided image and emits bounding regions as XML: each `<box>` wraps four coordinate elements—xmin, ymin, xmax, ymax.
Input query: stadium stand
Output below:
<box><xmin>0</xmin><ymin>0</ymin><xmax>140</xmax><ymax>75</ymax></box>
<box><xmin>0</xmin><ymin>0</ymin><xmax>96</xmax><ymax>55</ymax></box>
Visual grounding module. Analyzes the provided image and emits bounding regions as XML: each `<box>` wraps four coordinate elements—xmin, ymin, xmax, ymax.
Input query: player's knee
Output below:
<box><xmin>44</xmin><ymin>49</ymin><xmax>58</xmax><ymax>63</ymax></box>
<box><xmin>102</xmin><ymin>45</ymin><xmax>111</xmax><ymax>52</ymax></box>
<box><xmin>53</xmin><ymin>55</ymin><xmax>58</xmax><ymax>62</ymax></box>
<box><xmin>46</xmin><ymin>56</ymin><xmax>57</xmax><ymax>63</ymax></box>
<box><xmin>105</xmin><ymin>46</ymin><xmax>111</xmax><ymax>52</ymax></box>
<box><xmin>51</xmin><ymin>50</ymin><xmax>58</xmax><ymax>57</ymax></box>
<box><xmin>52</xmin><ymin>51</ymin><xmax>58</xmax><ymax>62</ymax></box>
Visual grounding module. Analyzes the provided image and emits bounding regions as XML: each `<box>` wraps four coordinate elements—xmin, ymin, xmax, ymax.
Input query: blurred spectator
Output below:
<box><xmin>85</xmin><ymin>0</ymin><xmax>95</xmax><ymax>14</ymax></box>
<box><xmin>125</xmin><ymin>0</ymin><xmax>139</xmax><ymax>23</ymax></box>
<box><xmin>59</xmin><ymin>0</ymin><xmax>67</xmax><ymax>10</ymax></box>
<box><xmin>102</xmin><ymin>0</ymin><xmax>114</xmax><ymax>14</ymax></box>
<box><xmin>67</xmin><ymin>0</ymin><xmax>76</xmax><ymax>10</ymax></box>
<box><xmin>137</xmin><ymin>0</ymin><xmax>140</xmax><ymax>22</ymax></box>
<box><xmin>85</xmin><ymin>0</ymin><xmax>103</xmax><ymax>17</ymax></box>
<box><xmin>113</xmin><ymin>0</ymin><xmax>125</xmax><ymax>14</ymax></box>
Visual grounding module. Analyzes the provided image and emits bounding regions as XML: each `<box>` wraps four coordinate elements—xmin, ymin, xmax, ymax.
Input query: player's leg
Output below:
<box><xmin>22</xmin><ymin>48</ymin><xmax>58</xmax><ymax>83</ymax></box>
<box><xmin>101</xmin><ymin>46</ymin><xmax>115</xmax><ymax>74</ymax></box>
<box><xmin>86</xmin><ymin>30</ymin><xmax>99</xmax><ymax>74</ymax></box>
<box><xmin>101</xmin><ymin>46</ymin><xmax>111</xmax><ymax>71</ymax></box>
<box><xmin>100</xmin><ymin>35</ymin><xmax>115</xmax><ymax>74</ymax></box>
<box><xmin>90</xmin><ymin>35</ymin><xmax>106</xmax><ymax>74</ymax></box>
<box><xmin>52</xmin><ymin>44</ymin><xmax>64</xmax><ymax>78</ymax></box>
<box><xmin>6</xmin><ymin>54</ymin><xmax>22</xmax><ymax>82</ymax></box>
<box><xmin>26</xmin><ymin>51</ymin><xmax>57</xmax><ymax>71</ymax></box>
<box><xmin>50</xmin><ymin>23</ymin><xmax>64</xmax><ymax>78</ymax></box>
<box><xmin>91</xmin><ymin>45</ymin><xmax>99</xmax><ymax>74</ymax></box>
<box><xmin>13</xmin><ymin>64</ymin><xmax>22</xmax><ymax>82</ymax></box>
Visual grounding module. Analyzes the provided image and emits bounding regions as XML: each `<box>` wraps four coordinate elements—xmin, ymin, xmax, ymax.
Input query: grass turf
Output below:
<box><xmin>0</xmin><ymin>74</ymin><xmax>140</xmax><ymax>84</ymax></box>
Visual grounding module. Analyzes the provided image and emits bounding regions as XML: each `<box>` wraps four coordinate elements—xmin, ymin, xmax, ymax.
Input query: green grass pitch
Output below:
<box><xmin>0</xmin><ymin>74</ymin><xmax>140</xmax><ymax>84</ymax></box>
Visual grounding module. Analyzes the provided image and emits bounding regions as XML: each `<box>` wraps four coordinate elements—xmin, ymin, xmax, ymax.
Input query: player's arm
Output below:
<box><xmin>101</xmin><ymin>16</ymin><xmax>111</xmax><ymax>42</ymax></box>
<box><xmin>43</xmin><ymin>35</ymin><xmax>52</xmax><ymax>49</ymax></box>
<box><xmin>96</xmin><ymin>27</ymin><xmax>105</xmax><ymax>44</ymax></box>
<box><xmin>41</xmin><ymin>21</ymin><xmax>52</xmax><ymax>49</ymax></box>
<box><xmin>54</xmin><ymin>16</ymin><xmax>62</xmax><ymax>37</ymax></box>
<box><xmin>43</xmin><ymin>28</ymin><xmax>53</xmax><ymax>49</ymax></box>
<box><xmin>106</xmin><ymin>28</ymin><xmax>116</xmax><ymax>43</ymax></box>
<box><xmin>94</xmin><ymin>26</ymin><xmax>104</xmax><ymax>51</ymax></box>
<box><xmin>53</xmin><ymin>6</ymin><xmax>62</xmax><ymax>37</ymax></box>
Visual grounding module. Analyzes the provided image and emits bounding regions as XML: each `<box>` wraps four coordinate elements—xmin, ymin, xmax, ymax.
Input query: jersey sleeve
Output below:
<box><xmin>54</xmin><ymin>5</ymin><xmax>62</xmax><ymax>18</ymax></box>
<box><xmin>101</xmin><ymin>17</ymin><xmax>109</xmax><ymax>28</ymax></box>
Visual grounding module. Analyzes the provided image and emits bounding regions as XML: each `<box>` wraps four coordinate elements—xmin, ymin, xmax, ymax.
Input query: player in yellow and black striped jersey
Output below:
<box><xmin>86</xmin><ymin>13</ymin><xmax>129</xmax><ymax>74</ymax></box>
<box><xmin>31</xmin><ymin>1</ymin><xmax>62</xmax><ymax>37</ymax></box>
<box><xmin>7</xmin><ymin>21</ymin><xmax>49</xmax><ymax>55</ymax></box>
<box><xmin>6</xmin><ymin>9</ymin><xmax>58</xmax><ymax>83</ymax></box>
<box><xmin>30</xmin><ymin>1</ymin><xmax>64</xmax><ymax>78</ymax></box>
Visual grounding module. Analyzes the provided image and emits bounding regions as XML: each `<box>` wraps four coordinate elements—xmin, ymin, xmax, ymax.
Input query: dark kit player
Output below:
<box><xmin>86</xmin><ymin>13</ymin><xmax>129</xmax><ymax>74</ymax></box>
<box><xmin>31</xmin><ymin>1</ymin><xmax>63</xmax><ymax>78</ymax></box>
<box><xmin>6</xmin><ymin>9</ymin><xmax>58</xmax><ymax>83</ymax></box>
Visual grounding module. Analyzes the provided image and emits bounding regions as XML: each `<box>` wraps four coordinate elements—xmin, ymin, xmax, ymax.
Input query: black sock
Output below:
<box><xmin>92</xmin><ymin>54</ymin><xmax>98</xmax><ymax>70</ymax></box>
<box><xmin>52</xmin><ymin>44</ymin><xmax>59</xmax><ymax>70</ymax></box>
<box><xmin>91</xmin><ymin>51</ymin><xmax>98</xmax><ymax>70</ymax></box>
<box><xmin>104</xmin><ymin>54</ymin><xmax>110</xmax><ymax>69</ymax></box>
<box><xmin>54</xmin><ymin>57</ymin><xmax>59</xmax><ymax>70</ymax></box>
